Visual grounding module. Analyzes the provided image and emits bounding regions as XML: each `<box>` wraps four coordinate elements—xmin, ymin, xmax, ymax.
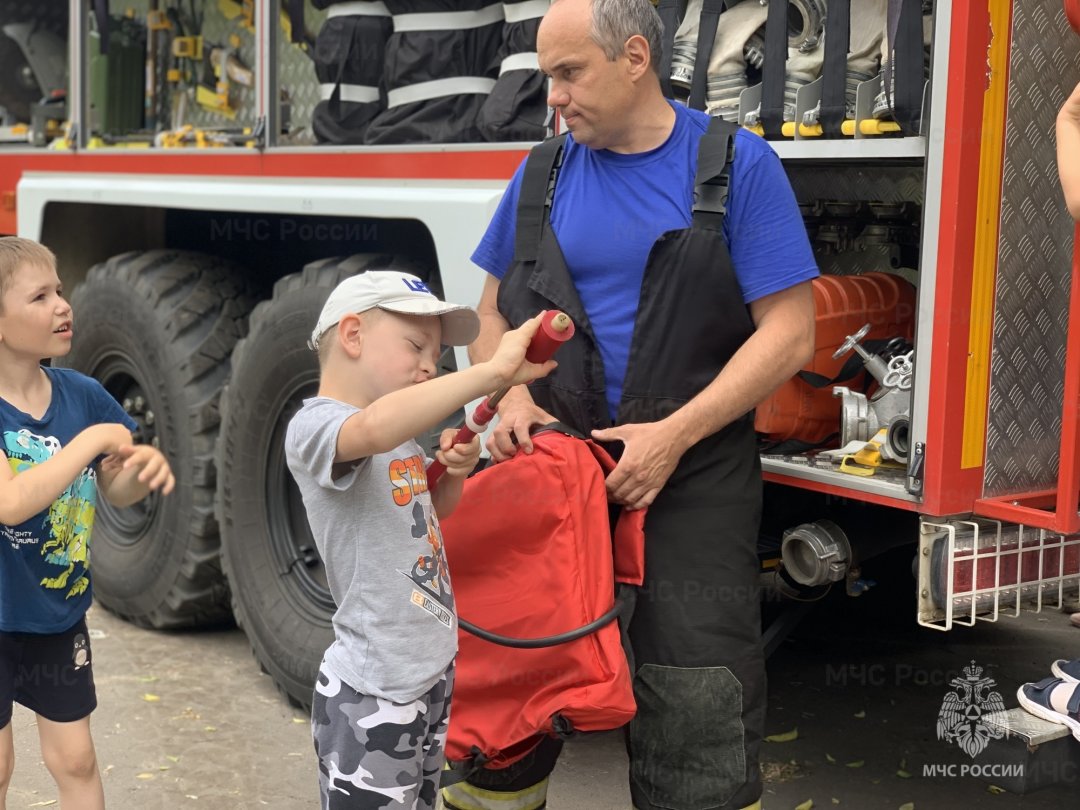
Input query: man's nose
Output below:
<box><xmin>547</xmin><ymin>81</ymin><xmax>568</xmax><ymax>109</ymax></box>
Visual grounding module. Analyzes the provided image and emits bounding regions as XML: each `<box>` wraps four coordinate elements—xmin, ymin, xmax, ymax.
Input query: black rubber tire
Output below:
<box><xmin>58</xmin><ymin>250</ymin><xmax>258</xmax><ymax>629</ymax></box>
<box><xmin>217</xmin><ymin>254</ymin><xmax>458</xmax><ymax>709</ymax></box>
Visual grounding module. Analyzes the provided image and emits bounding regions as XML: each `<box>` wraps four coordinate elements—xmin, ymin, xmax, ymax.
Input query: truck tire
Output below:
<box><xmin>217</xmin><ymin>254</ymin><xmax>458</xmax><ymax>709</ymax></box>
<box><xmin>58</xmin><ymin>250</ymin><xmax>258</xmax><ymax>629</ymax></box>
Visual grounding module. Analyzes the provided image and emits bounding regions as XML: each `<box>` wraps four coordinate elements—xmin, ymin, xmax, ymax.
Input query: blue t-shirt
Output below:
<box><xmin>472</xmin><ymin>103</ymin><xmax>819</xmax><ymax>418</ymax></box>
<box><xmin>0</xmin><ymin>367</ymin><xmax>137</xmax><ymax>634</ymax></box>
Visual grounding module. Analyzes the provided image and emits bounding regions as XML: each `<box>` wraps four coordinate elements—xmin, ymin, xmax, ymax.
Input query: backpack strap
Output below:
<box><xmin>513</xmin><ymin>135</ymin><xmax>568</xmax><ymax>265</ymax></box>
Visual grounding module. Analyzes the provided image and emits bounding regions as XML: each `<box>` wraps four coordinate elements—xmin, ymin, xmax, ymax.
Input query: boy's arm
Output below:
<box><xmin>428</xmin><ymin>432</ymin><xmax>481</xmax><ymax>517</ymax></box>
<box><xmin>335</xmin><ymin>314</ymin><xmax>554</xmax><ymax>464</ymax></box>
<box><xmin>0</xmin><ymin>423</ymin><xmax>130</xmax><ymax>525</ymax></box>
<box><xmin>97</xmin><ymin>444</ymin><xmax>176</xmax><ymax>508</ymax></box>
<box><xmin>430</xmin><ymin>474</ymin><xmax>465</xmax><ymax>517</ymax></box>
<box><xmin>1059</xmin><ymin>81</ymin><xmax>1080</xmax><ymax>222</ymax></box>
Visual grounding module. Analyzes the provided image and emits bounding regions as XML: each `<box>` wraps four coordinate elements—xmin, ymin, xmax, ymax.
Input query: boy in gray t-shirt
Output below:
<box><xmin>284</xmin><ymin>270</ymin><xmax>555</xmax><ymax>810</ymax></box>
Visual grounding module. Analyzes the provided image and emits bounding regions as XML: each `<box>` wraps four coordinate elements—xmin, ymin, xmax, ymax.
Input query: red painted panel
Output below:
<box><xmin>920</xmin><ymin>0</ymin><xmax>1010</xmax><ymax>517</ymax></box>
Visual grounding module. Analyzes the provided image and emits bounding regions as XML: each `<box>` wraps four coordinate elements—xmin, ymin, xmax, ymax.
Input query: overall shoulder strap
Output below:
<box><xmin>513</xmin><ymin>134</ymin><xmax>568</xmax><ymax>264</ymax></box>
<box><xmin>693</xmin><ymin>117</ymin><xmax>738</xmax><ymax>224</ymax></box>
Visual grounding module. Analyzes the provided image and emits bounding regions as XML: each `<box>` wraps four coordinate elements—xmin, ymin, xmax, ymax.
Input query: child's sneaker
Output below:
<box><xmin>1050</xmin><ymin>658</ymin><xmax>1080</xmax><ymax>684</ymax></box>
<box><xmin>1017</xmin><ymin>677</ymin><xmax>1080</xmax><ymax>741</ymax></box>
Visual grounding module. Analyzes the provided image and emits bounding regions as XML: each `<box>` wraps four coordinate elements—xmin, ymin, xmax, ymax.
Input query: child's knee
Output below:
<box><xmin>42</xmin><ymin>738</ymin><xmax>97</xmax><ymax>782</ymax></box>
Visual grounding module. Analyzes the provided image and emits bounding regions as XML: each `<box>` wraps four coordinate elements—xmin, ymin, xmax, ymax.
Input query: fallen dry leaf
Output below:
<box><xmin>845</xmin><ymin>760</ymin><xmax>865</xmax><ymax>768</ymax></box>
<box><xmin>987</xmin><ymin>785</ymin><xmax>1006</xmax><ymax>795</ymax></box>
<box><xmin>795</xmin><ymin>801</ymin><xmax>813</xmax><ymax>810</ymax></box>
<box><xmin>764</xmin><ymin>727</ymin><xmax>799</xmax><ymax>743</ymax></box>
<box><xmin>141</xmin><ymin>694</ymin><xmax>160</xmax><ymax>702</ymax></box>
<box><xmin>854</xmin><ymin>710</ymin><xmax>866</xmax><ymax>719</ymax></box>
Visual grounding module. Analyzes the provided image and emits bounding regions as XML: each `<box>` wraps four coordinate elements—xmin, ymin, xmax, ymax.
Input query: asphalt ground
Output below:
<box><xmin>5</xmin><ymin>562</ymin><xmax>1079</xmax><ymax>810</ymax></box>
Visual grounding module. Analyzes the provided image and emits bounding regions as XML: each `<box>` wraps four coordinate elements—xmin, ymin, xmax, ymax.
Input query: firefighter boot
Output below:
<box><xmin>441</xmin><ymin>737</ymin><xmax>563</xmax><ymax>810</ymax></box>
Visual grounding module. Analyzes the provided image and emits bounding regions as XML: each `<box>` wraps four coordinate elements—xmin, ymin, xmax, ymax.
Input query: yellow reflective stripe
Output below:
<box><xmin>962</xmin><ymin>1</ymin><xmax>1010</xmax><ymax>469</ymax></box>
<box><xmin>441</xmin><ymin>777</ymin><xmax>550</xmax><ymax>810</ymax></box>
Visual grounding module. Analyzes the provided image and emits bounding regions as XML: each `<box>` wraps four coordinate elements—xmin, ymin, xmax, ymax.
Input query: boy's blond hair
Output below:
<box><xmin>0</xmin><ymin>238</ymin><xmax>57</xmax><ymax>310</ymax></box>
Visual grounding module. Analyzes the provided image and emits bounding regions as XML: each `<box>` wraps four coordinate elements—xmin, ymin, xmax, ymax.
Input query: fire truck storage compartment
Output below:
<box><xmin>756</xmin><ymin>161</ymin><xmax>925</xmax><ymax>497</ymax></box>
<box><xmin>755</xmin><ymin>271</ymin><xmax>917</xmax><ymax>446</ymax></box>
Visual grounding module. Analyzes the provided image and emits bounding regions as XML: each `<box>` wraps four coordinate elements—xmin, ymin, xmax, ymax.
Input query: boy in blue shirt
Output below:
<box><xmin>0</xmin><ymin>237</ymin><xmax>175</xmax><ymax>809</ymax></box>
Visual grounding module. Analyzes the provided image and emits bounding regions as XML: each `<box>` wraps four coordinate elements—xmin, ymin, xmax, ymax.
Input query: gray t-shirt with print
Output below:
<box><xmin>284</xmin><ymin>397</ymin><xmax>457</xmax><ymax>703</ymax></box>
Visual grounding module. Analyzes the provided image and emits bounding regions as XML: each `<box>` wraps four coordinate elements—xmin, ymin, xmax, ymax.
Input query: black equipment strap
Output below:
<box><xmin>288</xmin><ymin>0</ymin><xmax>306</xmax><ymax>44</ymax></box>
<box><xmin>688</xmin><ymin>0</ymin><xmax>729</xmax><ymax>111</ymax></box>
<box><xmin>94</xmin><ymin>0</ymin><xmax>110</xmax><ymax>54</ymax></box>
<box><xmin>819</xmin><ymin>0</ymin><xmax>851</xmax><ymax>136</ymax></box>
<box><xmin>886</xmin><ymin>0</ymin><xmax>925</xmax><ymax>135</ymax></box>
<box><xmin>656</xmin><ymin>0</ymin><xmax>681</xmax><ymax>99</ymax></box>
<box><xmin>759</xmin><ymin>0</ymin><xmax>789</xmax><ymax>138</ymax></box>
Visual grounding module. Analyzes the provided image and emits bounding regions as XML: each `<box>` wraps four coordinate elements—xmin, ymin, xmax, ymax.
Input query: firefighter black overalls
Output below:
<box><xmin>496</xmin><ymin>119</ymin><xmax>766</xmax><ymax>810</ymax></box>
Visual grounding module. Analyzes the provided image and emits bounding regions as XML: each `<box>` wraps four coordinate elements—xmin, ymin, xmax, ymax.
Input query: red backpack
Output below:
<box><xmin>440</xmin><ymin>427</ymin><xmax>646</xmax><ymax>770</ymax></box>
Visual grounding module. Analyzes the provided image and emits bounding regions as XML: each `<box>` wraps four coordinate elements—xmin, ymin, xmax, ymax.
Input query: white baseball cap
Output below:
<box><xmin>309</xmin><ymin>270</ymin><xmax>480</xmax><ymax>351</ymax></box>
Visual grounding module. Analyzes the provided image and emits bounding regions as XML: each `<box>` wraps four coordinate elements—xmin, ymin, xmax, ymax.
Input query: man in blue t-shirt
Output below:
<box><xmin>450</xmin><ymin>2</ymin><xmax>819</xmax><ymax>810</ymax></box>
<box><xmin>0</xmin><ymin>237</ymin><xmax>176</xmax><ymax>810</ymax></box>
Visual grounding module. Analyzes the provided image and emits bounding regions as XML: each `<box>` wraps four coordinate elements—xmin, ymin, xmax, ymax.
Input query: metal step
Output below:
<box><xmin>979</xmin><ymin>708</ymin><xmax>1079</xmax><ymax>793</ymax></box>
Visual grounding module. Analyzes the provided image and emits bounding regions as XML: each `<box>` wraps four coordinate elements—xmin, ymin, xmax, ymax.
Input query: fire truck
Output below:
<box><xmin>1</xmin><ymin>0</ymin><xmax>1079</xmax><ymax>759</ymax></box>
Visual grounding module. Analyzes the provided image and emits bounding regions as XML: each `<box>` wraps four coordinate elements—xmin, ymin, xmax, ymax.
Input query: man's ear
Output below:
<box><xmin>338</xmin><ymin>314</ymin><xmax>364</xmax><ymax>358</ymax></box>
<box><xmin>624</xmin><ymin>34</ymin><xmax>652</xmax><ymax>81</ymax></box>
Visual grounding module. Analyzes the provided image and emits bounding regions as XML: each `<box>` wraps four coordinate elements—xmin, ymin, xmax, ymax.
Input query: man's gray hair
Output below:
<box><xmin>588</xmin><ymin>0</ymin><xmax>665</xmax><ymax>78</ymax></box>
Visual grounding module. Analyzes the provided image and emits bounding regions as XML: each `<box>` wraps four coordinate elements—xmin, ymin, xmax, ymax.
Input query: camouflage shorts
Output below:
<box><xmin>311</xmin><ymin>661</ymin><xmax>454</xmax><ymax>810</ymax></box>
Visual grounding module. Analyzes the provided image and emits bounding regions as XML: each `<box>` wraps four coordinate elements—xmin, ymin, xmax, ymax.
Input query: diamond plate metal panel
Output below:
<box><xmin>787</xmin><ymin>167</ymin><xmax>924</xmax><ymax>277</ymax></box>
<box><xmin>984</xmin><ymin>0</ymin><xmax>1080</xmax><ymax>496</ymax></box>
<box><xmin>182</xmin><ymin>2</ymin><xmax>257</xmax><ymax>130</ymax></box>
<box><xmin>279</xmin><ymin>3</ymin><xmax>327</xmax><ymax>145</ymax></box>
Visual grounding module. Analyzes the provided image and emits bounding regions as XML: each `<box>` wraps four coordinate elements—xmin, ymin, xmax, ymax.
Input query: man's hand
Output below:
<box><xmin>434</xmin><ymin>430</ymin><xmax>481</xmax><ymax>479</ymax></box>
<box><xmin>103</xmin><ymin>444</ymin><xmax>176</xmax><ymax>495</ymax></box>
<box><xmin>487</xmin><ymin>391</ymin><xmax>557</xmax><ymax>462</ymax></box>
<box><xmin>591</xmin><ymin>420</ymin><xmax>685</xmax><ymax>511</ymax></box>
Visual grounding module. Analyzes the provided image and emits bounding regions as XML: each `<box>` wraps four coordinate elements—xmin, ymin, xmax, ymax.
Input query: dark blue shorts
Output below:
<box><xmin>0</xmin><ymin>616</ymin><xmax>96</xmax><ymax>729</ymax></box>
